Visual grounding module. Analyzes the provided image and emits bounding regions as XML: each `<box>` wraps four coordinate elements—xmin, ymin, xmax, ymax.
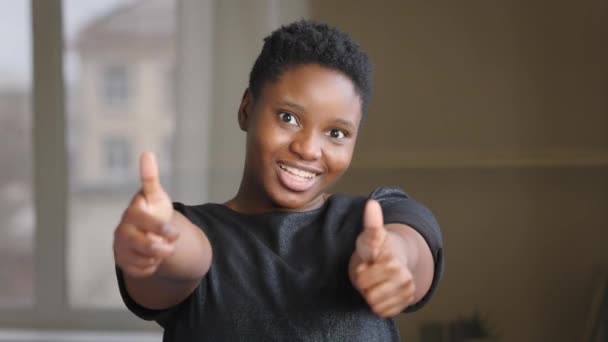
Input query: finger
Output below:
<box><xmin>367</xmin><ymin>278</ymin><xmax>415</xmax><ymax>307</ymax></box>
<box><xmin>123</xmin><ymin>195</ymin><xmax>179</xmax><ymax>241</ymax></box>
<box><xmin>123</xmin><ymin>194</ymin><xmax>164</xmax><ymax>230</ymax></box>
<box><xmin>123</xmin><ymin>249</ymin><xmax>159</xmax><ymax>268</ymax></box>
<box><xmin>145</xmin><ymin>232</ymin><xmax>177</xmax><ymax>257</ymax></box>
<box><xmin>139</xmin><ymin>151</ymin><xmax>163</xmax><ymax>199</ymax></box>
<box><xmin>115</xmin><ymin>222</ymin><xmax>147</xmax><ymax>253</ymax></box>
<box><xmin>120</xmin><ymin>223</ymin><xmax>175</xmax><ymax>258</ymax></box>
<box><xmin>120</xmin><ymin>263</ymin><xmax>159</xmax><ymax>278</ymax></box>
<box><xmin>363</xmin><ymin>200</ymin><xmax>384</xmax><ymax>233</ymax></box>
<box><xmin>355</xmin><ymin>260</ymin><xmax>371</xmax><ymax>274</ymax></box>
<box><xmin>374</xmin><ymin>301</ymin><xmax>409</xmax><ymax>318</ymax></box>
<box><xmin>353</xmin><ymin>254</ymin><xmax>393</xmax><ymax>291</ymax></box>
<box><xmin>116</xmin><ymin>253</ymin><xmax>158</xmax><ymax>270</ymax></box>
<box><xmin>114</xmin><ymin>227</ymin><xmax>160</xmax><ymax>273</ymax></box>
<box><xmin>115</xmin><ymin>223</ymin><xmax>155</xmax><ymax>258</ymax></box>
<box><xmin>371</xmin><ymin>295</ymin><xmax>407</xmax><ymax>317</ymax></box>
<box><xmin>357</xmin><ymin>200</ymin><xmax>386</xmax><ymax>262</ymax></box>
<box><xmin>353</xmin><ymin>263</ymin><xmax>392</xmax><ymax>293</ymax></box>
<box><xmin>373</xmin><ymin>291</ymin><xmax>415</xmax><ymax>317</ymax></box>
<box><xmin>366</xmin><ymin>280</ymin><xmax>402</xmax><ymax>306</ymax></box>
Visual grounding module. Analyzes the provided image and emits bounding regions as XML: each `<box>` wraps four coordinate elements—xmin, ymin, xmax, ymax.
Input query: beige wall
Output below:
<box><xmin>311</xmin><ymin>1</ymin><xmax>608</xmax><ymax>341</ymax></box>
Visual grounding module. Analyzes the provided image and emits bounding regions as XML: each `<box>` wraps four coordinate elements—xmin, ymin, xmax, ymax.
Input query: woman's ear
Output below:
<box><xmin>238</xmin><ymin>88</ymin><xmax>253</xmax><ymax>132</ymax></box>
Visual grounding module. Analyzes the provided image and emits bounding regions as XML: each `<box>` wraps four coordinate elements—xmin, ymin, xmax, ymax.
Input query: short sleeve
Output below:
<box><xmin>369</xmin><ymin>187</ymin><xmax>444</xmax><ymax>313</ymax></box>
<box><xmin>115</xmin><ymin>266</ymin><xmax>181</xmax><ymax>326</ymax></box>
<box><xmin>114</xmin><ymin>202</ymin><xmax>195</xmax><ymax>326</ymax></box>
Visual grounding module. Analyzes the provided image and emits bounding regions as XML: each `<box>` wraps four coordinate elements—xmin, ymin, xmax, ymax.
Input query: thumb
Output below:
<box><xmin>356</xmin><ymin>200</ymin><xmax>387</xmax><ymax>262</ymax></box>
<box><xmin>139</xmin><ymin>151</ymin><xmax>163</xmax><ymax>198</ymax></box>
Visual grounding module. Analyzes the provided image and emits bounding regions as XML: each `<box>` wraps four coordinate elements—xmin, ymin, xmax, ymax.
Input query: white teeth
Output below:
<box><xmin>279</xmin><ymin>164</ymin><xmax>316</xmax><ymax>179</ymax></box>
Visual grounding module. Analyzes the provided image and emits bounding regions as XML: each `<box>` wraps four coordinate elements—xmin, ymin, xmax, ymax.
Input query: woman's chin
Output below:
<box><xmin>268</xmin><ymin>189</ymin><xmax>325</xmax><ymax>211</ymax></box>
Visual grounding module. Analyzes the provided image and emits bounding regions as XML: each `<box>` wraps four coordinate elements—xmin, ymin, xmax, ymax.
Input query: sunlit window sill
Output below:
<box><xmin>0</xmin><ymin>329</ymin><xmax>161</xmax><ymax>342</ymax></box>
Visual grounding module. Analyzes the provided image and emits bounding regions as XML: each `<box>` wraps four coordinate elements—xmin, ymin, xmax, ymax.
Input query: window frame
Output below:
<box><xmin>0</xmin><ymin>0</ymin><xmax>163</xmax><ymax>331</ymax></box>
<box><xmin>0</xmin><ymin>0</ymin><xmax>302</xmax><ymax>332</ymax></box>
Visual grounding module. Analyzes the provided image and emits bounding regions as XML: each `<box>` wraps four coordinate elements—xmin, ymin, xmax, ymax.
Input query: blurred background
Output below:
<box><xmin>0</xmin><ymin>0</ymin><xmax>606</xmax><ymax>341</ymax></box>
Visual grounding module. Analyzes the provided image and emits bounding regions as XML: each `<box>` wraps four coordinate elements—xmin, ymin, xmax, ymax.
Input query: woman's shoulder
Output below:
<box><xmin>368</xmin><ymin>186</ymin><xmax>409</xmax><ymax>199</ymax></box>
<box><xmin>170</xmin><ymin>202</ymin><xmax>235</xmax><ymax>230</ymax></box>
<box><xmin>321</xmin><ymin>186</ymin><xmax>408</xmax><ymax>214</ymax></box>
<box><xmin>172</xmin><ymin>201</ymin><xmax>221</xmax><ymax>215</ymax></box>
<box><xmin>329</xmin><ymin>186</ymin><xmax>410</xmax><ymax>204</ymax></box>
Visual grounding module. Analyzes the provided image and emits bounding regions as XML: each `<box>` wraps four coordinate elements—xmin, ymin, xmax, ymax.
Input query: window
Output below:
<box><xmin>103</xmin><ymin>136</ymin><xmax>132</xmax><ymax>176</ymax></box>
<box><xmin>101</xmin><ymin>65</ymin><xmax>129</xmax><ymax>108</ymax></box>
<box><xmin>66</xmin><ymin>0</ymin><xmax>178</xmax><ymax>311</ymax></box>
<box><xmin>0</xmin><ymin>0</ymin><xmax>34</xmax><ymax>309</ymax></box>
<box><xmin>0</xmin><ymin>0</ymin><xmax>305</xmax><ymax>335</ymax></box>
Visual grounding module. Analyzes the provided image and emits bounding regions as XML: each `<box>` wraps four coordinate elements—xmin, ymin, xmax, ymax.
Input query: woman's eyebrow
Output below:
<box><xmin>333</xmin><ymin>118</ymin><xmax>356</xmax><ymax>130</ymax></box>
<box><xmin>278</xmin><ymin>101</ymin><xmax>306</xmax><ymax>112</ymax></box>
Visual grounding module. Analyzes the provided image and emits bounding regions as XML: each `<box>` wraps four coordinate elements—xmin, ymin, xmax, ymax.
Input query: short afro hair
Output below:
<box><xmin>248</xmin><ymin>20</ymin><xmax>373</xmax><ymax>115</ymax></box>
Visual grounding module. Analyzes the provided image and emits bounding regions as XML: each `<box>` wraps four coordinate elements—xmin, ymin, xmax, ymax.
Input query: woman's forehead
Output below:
<box><xmin>259</xmin><ymin>64</ymin><xmax>363</xmax><ymax>120</ymax></box>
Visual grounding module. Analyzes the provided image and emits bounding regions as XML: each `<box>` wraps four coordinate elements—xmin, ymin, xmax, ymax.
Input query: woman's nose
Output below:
<box><xmin>289</xmin><ymin>130</ymin><xmax>322</xmax><ymax>161</ymax></box>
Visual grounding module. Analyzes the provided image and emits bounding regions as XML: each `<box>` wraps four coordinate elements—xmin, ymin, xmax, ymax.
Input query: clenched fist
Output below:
<box><xmin>349</xmin><ymin>200</ymin><xmax>416</xmax><ymax>317</ymax></box>
<box><xmin>113</xmin><ymin>152</ymin><xmax>179</xmax><ymax>278</ymax></box>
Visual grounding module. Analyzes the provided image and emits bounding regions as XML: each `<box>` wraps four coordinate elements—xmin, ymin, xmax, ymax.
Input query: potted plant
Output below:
<box><xmin>448</xmin><ymin>311</ymin><xmax>498</xmax><ymax>342</ymax></box>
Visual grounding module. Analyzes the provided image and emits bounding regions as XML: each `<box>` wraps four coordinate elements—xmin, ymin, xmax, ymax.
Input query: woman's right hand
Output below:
<box><xmin>113</xmin><ymin>152</ymin><xmax>180</xmax><ymax>278</ymax></box>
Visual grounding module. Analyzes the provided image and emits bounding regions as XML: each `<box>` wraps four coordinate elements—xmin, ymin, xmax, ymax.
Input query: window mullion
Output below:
<box><xmin>31</xmin><ymin>0</ymin><xmax>68</xmax><ymax>316</ymax></box>
<box><xmin>172</xmin><ymin>0</ymin><xmax>214</xmax><ymax>203</ymax></box>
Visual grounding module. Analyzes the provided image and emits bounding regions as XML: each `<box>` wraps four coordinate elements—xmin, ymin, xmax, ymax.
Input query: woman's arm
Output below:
<box><xmin>113</xmin><ymin>152</ymin><xmax>213</xmax><ymax>310</ymax></box>
<box><xmin>119</xmin><ymin>209</ymin><xmax>212</xmax><ymax>310</ymax></box>
<box><xmin>384</xmin><ymin>223</ymin><xmax>434</xmax><ymax>304</ymax></box>
<box><xmin>349</xmin><ymin>200</ymin><xmax>436</xmax><ymax>317</ymax></box>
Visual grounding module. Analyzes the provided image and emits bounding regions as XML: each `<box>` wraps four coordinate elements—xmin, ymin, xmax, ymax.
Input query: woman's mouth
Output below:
<box><xmin>279</xmin><ymin>163</ymin><xmax>316</xmax><ymax>179</ymax></box>
<box><xmin>276</xmin><ymin>162</ymin><xmax>320</xmax><ymax>192</ymax></box>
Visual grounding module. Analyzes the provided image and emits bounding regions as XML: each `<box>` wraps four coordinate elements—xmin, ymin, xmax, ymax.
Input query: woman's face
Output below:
<box><xmin>239</xmin><ymin>63</ymin><xmax>363</xmax><ymax>211</ymax></box>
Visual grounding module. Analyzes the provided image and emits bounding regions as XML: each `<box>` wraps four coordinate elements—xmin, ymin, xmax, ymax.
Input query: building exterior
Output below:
<box><xmin>0</xmin><ymin>88</ymin><xmax>34</xmax><ymax>307</ymax></box>
<box><xmin>67</xmin><ymin>0</ymin><xmax>177</xmax><ymax>308</ymax></box>
<box><xmin>73</xmin><ymin>0</ymin><xmax>175</xmax><ymax>191</ymax></box>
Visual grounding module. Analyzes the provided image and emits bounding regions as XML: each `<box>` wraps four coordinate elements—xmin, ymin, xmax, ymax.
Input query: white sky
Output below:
<box><xmin>0</xmin><ymin>0</ymin><xmax>128</xmax><ymax>90</ymax></box>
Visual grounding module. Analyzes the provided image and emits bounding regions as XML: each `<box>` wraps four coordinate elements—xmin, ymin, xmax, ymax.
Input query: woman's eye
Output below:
<box><xmin>278</xmin><ymin>112</ymin><xmax>298</xmax><ymax>126</ymax></box>
<box><xmin>327</xmin><ymin>129</ymin><xmax>346</xmax><ymax>139</ymax></box>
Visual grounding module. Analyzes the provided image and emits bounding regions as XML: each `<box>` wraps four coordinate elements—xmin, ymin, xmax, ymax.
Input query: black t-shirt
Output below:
<box><xmin>116</xmin><ymin>187</ymin><xmax>444</xmax><ymax>341</ymax></box>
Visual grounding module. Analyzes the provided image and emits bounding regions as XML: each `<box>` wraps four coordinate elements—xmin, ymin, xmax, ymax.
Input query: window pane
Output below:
<box><xmin>103</xmin><ymin>135</ymin><xmax>133</xmax><ymax>178</ymax></box>
<box><xmin>0</xmin><ymin>1</ymin><xmax>34</xmax><ymax>307</ymax></box>
<box><xmin>64</xmin><ymin>0</ymin><xmax>176</xmax><ymax>308</ymax></box>
<box><xmin>101</xmin><ymin>65</ymin><xmax>130</xmax><ymax>108</ymax></box>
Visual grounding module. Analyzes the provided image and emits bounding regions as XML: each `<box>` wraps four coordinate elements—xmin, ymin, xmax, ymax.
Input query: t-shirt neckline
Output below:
<box><xmin>207</xmin><ymin>195</ymin><xmax>334</xmax><ymax>218</ymax></box>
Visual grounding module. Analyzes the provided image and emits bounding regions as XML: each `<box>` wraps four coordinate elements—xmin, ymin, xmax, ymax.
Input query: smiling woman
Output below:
<box><xmin>113</xmin><ymin>20</ymin><xmax>443</xmax><ymax>341</ymax></box>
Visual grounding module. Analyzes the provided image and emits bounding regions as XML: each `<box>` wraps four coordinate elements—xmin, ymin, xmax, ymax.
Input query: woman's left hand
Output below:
<box><xmin>349</xmin><ymin>200</ymin><xmax>416</xmax><ymax>318</ymax></box>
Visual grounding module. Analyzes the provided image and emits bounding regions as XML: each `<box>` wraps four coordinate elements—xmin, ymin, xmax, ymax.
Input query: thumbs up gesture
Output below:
<box><xmin>113</xmin><ymin>152</ymin><xmax>179</xmax><ymax>277</ymax></box>
<box><xmin>349</xmin><ymin>200</ymin><xmax>416</xmax><ymax>317</ymax></box>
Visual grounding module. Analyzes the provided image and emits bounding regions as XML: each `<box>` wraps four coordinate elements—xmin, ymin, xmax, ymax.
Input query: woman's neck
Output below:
<box><xmin>226</xmin><ymin>179</ymin><xmax>328</xmax><ymax>215</ymax></box>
